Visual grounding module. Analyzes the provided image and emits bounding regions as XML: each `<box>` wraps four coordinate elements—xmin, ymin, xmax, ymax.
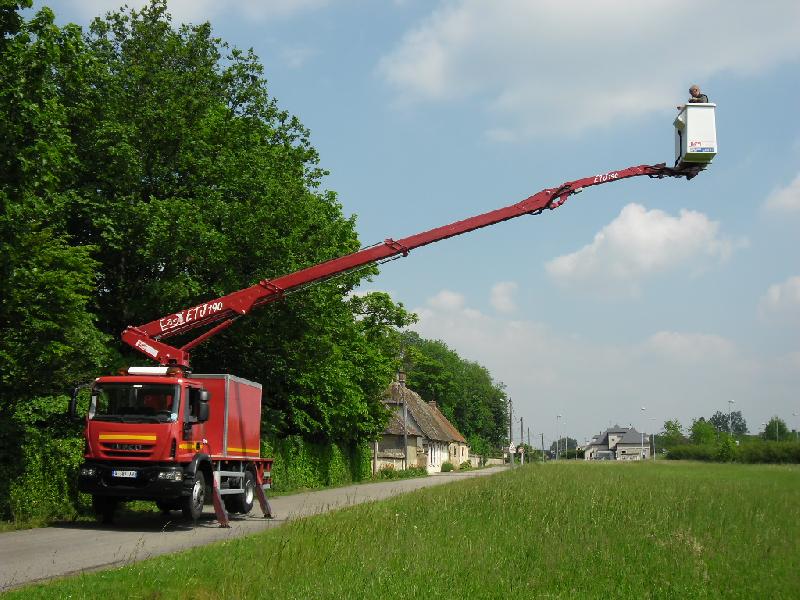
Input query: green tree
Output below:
<box><xmin>715</xmin><ymin>433</ymin><xmax>737</xmax><ymax>462</ymax></box>
<box><xmin>689</xmin><ymin>418</ymin><xmax>716</xmax><ymax>445</ymax></box>
<box><xmin>0</xmin><ymin>3</ymin><xmax>112</xmax><ymax>402</ymax></box>
<box><xmin>762</xmin><ymin>417</ymin><xmax>788</xmax><ymax>442</ymax></box>
<box><xmin>709</xmin><ymin>410</ymin><xmax>747</xmax><ymax>435</ymax></box>
<box><xmin>659</xmin><ymin>419</ymin><xmax>688</xmax><ymax>450</ymax></box>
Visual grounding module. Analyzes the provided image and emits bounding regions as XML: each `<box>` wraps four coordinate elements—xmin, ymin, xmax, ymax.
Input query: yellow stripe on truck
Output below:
<box><xmin>227</xmin><ymin>447</ymin><xmax>260</xmax><ymax>455</ymax></box>
<box><xmin>99</xmin><ymin>434</ymin><xmax>157</xmax><ymax>441</ymax></box>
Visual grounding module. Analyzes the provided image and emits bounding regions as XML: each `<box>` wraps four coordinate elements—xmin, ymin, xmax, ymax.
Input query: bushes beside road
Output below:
<box><xmin>666</xmin><ymin>438</ymin><xmax>800</xmax><ymax>463</ymax></box>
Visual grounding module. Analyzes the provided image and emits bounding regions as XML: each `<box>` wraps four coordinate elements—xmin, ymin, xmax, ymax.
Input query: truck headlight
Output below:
<box><xmin>80</xmin><ymin>467</ymin><xmax>97</xmax><ymax>477</ymax></box>
<box><xmin>158</xmin><ymin>471</ymin><xmax>183</xmax><ymax>481</ymax></box>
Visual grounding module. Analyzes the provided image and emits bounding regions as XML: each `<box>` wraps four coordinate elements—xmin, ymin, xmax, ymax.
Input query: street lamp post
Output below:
<box><xmin>556</xmin><ymin>414</ymin><xmax>562</xmax><ymax>459</ymax></box>
<box><xmin>649</xmin><ymin>417</ymin><xmax>657</xmax><ymax>460</ymax></box>
<box><xmin>640</xmin><ymin>407</ymin><xmax>646</xmax><ymax>460</ymax></box>
<box><xmin>794</xmin><ymin>412</ymin><xmax>799</xmax><ymax>441</ymax></box>
<box><xmin>728</xmin><ymin>400</ymin><xmax>735</xmax><ymax>435</ymax></box>
<box><xmin>761</xmin><ymin>422</ymin><xmax>767</xmax><ymax>441</ymax></box>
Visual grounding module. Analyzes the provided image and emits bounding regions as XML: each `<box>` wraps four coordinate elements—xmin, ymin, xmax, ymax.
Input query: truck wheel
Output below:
<box><xmin>92</xmin><ymin>495</ymin><xmax>118</xmax><ymax>524</ymax></box>
<box><xmin>226</xmin><ymin>470</ymin><xmax>255</xmax><ymax>515</ymax></box>
<box><xmin>181</xmin><ymin>470</ymin><xmax>206</xmax><ymax>521</ymax></box>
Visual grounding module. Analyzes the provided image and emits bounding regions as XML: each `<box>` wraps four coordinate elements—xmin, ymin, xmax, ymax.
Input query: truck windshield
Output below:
<box><xmin>90</xmin><ymin>383</ymin><xmax>180</xmax><ymax>423</ymax></box>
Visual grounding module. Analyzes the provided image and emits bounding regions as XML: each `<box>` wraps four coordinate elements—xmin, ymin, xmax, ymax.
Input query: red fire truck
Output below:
<box><xmin>72</xmin><ymin>160</ymin><xmax>707</xmax><ymax>527</ymax></box>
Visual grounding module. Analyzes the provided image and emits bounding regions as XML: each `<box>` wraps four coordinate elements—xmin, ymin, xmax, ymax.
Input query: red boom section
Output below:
<box><xmin>122</xmin><ymin>162</ymin><xmax>697</xmax><ymax>367</ymax></box>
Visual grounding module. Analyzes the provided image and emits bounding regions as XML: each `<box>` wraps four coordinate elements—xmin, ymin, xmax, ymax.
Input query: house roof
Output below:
<box><xmin>587</xmin><ymin>426</ymin><xmax>649</xmax><ymax>447</ymax></box>
<box><xmin>426</xmin><ymin>401</ymin><xmax>467</xmax><ymax>444</ymax></box>
<box><xmin>383</xmin><ymin>382</ymin><xmax>453</xmax><ymax>443</ymax></box>
<box><xmin>384</xmin><ymin>405</ymin><xmax>423</xmax><ymax>437</ymax></box>
<box><xmin>618</xmin><ymin>428</ymin><xmax>650</xmax><ymax>445</ymax></box>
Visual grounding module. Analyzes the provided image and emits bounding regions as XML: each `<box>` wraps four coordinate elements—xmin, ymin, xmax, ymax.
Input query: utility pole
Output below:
<box><xmin>399</xmin><ymin>371</ymin><xmax>408</xmax><ymax>470</ymax></box>
<box><xmin>527</xmin><ymin>427</ymin><xmax>531</xmax><ymax>448</ymax></box>
<box><xmin>401</xmin><ymin>375</ymin><xmax>408</xmax><ymax>469</ymax></box>
<box><xmin>541</xmin><ymin>433</ymin><xmax>545</xmax><ymax>463</ymax></box>
<box><xmin>648</xmin><ymin>417</ymin><xmax>657</xmax><ymax>461</ymax></box>
<box><xmin>556</xmin><ymin>414</ymin><xmax>562</xmax><ymax>460</ymax></box>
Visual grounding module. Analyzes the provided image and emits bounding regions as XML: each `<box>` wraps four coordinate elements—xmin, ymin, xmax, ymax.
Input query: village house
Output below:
<box><xmin>584</xmin><ymin>425</ymin><xmax>650</xmax><ymax>460</ymax></box>
<box><xmin>375</xmin><ymin>380</ymin><xmax>470</xmax><ymax>474</ymax></box>
<box><xmin>427</xmin><ymin>401</ymin><xmax>470</xmax><ymax>468</ymax></box>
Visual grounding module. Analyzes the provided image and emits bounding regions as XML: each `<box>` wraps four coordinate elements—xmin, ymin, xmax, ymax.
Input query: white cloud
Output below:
<box><xmin>280</xmin><ymin>46</ymin><xmax>317</xmax><ymax>69</ymax></box>
<box><xmin>67</xmin><ymin>0</ymin><xmax>328</xmax><ymax>24</ymax></box>
<box><xmin>545</xmin><ymin>203</ymin><xmax>736</xmax><ymax>298</ymax></box>
<box><xmin>426</xmin><ymin>289</ymin><xmax>466</xmax><ymax>311</ymax></box>
<box><xmin>764</xmin><ymin>174</ymin><xmax>800</xmax><ymax>214</ymax></box>
<box><xmin>490</xmin><ymin>281</ymin><xmax>518</xmax><ymax>313</ymax></box>
<box><xmin>409</xmin><ymin>290</ymin><xmax>790</xmax><ymax>442</ymax></box>
<box><xmin>645</xmin><ymin>331</ymin><xmax>736</xmax><ymax>364</ymax></box>
<box><xmin>759</xmin><ymin>276</ymin><xmax>800</xmax><ymax>323</ymax></box>
<box><xmin>378</xmin><ymin>0</ymin><xmax>800</xmax><ymax>139</ymax></box>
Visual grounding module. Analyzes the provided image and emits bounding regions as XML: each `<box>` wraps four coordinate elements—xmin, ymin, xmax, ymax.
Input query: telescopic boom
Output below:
<box><xmin>122</xmin><ymin>162</ymin><xmax>700</xmax><ymax>368</ymax></box>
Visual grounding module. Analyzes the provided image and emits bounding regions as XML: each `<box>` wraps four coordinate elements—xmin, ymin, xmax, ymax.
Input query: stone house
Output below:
<box><xmin>427</xmin><ymin>401</ymin><xmax>469</xmax><ymax>468</ymax></box>
<box><xmin>376</xmin><ymin>381</ymin><xmax>470</xmax><ymax>474</ymax></box>
<box><xmin>584</xmin><ymin>425</ymin><xmax>650</xmax><ymax>460</ymax></box>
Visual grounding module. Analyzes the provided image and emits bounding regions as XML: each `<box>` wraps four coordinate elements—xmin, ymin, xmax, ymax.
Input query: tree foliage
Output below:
<box><xmin>689</xmin><ymin>418</ymin><xmax>717</xmax><ymax>445</ymax></box>
<box><xmin>0</xmin><ymin>3</ymin><xmax>112</xmax><ymax>403</ymax></box>
<box><xmin>708</xmin><ymin>410</ymin><xmax>747</xmax><ymax>435</ymax></box>
<box><xmin>762</xmin><ymin>417</ymin><xmax>788</xmax><ymax>442</ymax></box>
<box><xmin>549</xmin><ymin>437</ymin><xmax>578</xmax><ymax>454</ymax></box>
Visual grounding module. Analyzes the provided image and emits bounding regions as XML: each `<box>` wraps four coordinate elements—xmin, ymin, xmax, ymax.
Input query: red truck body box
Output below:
<box><xmin>192</xmin><ymin>374</ymin><xmax>262</xmax><ymax>459</ymax></box>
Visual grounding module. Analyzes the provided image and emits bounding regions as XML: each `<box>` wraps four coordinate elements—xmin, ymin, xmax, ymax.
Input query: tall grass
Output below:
<box><xmin>7</xmin><ymin>462</ymin><xmax>799</xmax><ymax>599</ymax></box>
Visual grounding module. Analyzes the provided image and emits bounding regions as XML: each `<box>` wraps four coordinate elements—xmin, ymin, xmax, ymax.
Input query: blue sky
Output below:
<box><xmin>41</xmin><ymin>0</ymin><xmax>800</xmax><ymax>447</ymax></box>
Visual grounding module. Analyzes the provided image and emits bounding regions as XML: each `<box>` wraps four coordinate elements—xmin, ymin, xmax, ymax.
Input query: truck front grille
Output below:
<box><xmin>100</xmin><ymin>442</ymin><xmax>155</xmax><ymax>458</ymax></box>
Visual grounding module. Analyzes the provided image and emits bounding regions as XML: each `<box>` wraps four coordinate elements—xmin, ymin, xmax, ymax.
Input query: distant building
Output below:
<box><xmin>584</xmin><ymin>425</ymin><xmax>650</xmax><ymax>461</ymax></box>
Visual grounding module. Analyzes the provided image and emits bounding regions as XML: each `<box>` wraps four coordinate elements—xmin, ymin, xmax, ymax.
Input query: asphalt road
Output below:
<box><xmin>0</xmin><ymin>466</ymin><xmax>507</xmax><ymax>591</ymax></box>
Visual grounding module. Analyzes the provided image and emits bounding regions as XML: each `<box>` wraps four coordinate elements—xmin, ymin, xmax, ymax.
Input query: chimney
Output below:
<box><xmin>428</xmin><ymin>401</ymin><xmax>438</xmax><ymax>409</ymax></box>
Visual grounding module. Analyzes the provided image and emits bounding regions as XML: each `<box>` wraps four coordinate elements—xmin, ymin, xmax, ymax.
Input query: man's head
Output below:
<box><xmin>689</xmin><ymin>85</ymin><xmax>701</xmax><ymax>98</ymax></box>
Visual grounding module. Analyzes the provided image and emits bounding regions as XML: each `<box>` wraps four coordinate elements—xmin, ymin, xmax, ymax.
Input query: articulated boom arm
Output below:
<box><xmin>122</xmin><ymin>162</ymin><xmax>696</xmax><ymax>367</ymax></box>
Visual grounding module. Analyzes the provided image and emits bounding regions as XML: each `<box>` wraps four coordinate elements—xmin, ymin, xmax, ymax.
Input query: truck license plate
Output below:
<box><xmin>112</xmin><ymin>470</ymin><xmax>137</xmax><ymax>478</ymax></box>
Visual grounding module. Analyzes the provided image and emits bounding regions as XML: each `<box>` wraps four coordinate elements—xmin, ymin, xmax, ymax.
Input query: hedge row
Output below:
<box><xmin>666</xmin><ymin>440</ymin><xmax>800</xmax><ymax>464</ymax></box>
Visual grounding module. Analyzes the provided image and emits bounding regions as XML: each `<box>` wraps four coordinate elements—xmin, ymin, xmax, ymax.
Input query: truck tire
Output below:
<box><xmin>92</xmin><ymin>495</ymin><xmax>118</xmax><ymax>524</ymax></box>
<box><xmin>181</xmin><ymin>470</ymin><xmax>206</xmax><ymax>521</ymax></box>
<box><xmin>225</xmin><ymin>470</ymin><xmax>255</xmax><ymax>515</ymax></box>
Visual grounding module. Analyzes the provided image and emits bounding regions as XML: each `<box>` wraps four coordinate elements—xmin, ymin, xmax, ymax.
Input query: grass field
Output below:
<box><xmin>5</xmin><ymin>461</ymin><xmax>799</xmax><ymax>599</ymax></box>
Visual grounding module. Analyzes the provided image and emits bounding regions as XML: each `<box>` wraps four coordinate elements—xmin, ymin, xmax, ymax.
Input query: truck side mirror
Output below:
<box><xmin>69</xmin><ymin>383</ymin><xmax>91</xmax><ymax>422</ymax></box>
<box><xmin>197</xmin><ymin>401</ymin><xmax>210</xmax><ymax>423</ymax></box>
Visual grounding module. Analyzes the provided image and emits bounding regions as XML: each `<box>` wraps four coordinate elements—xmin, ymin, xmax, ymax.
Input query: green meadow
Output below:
<box><xmin>6</xmin><ymin>461</ymin><xmax>799</xmax><ymax>599</ymax></box>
